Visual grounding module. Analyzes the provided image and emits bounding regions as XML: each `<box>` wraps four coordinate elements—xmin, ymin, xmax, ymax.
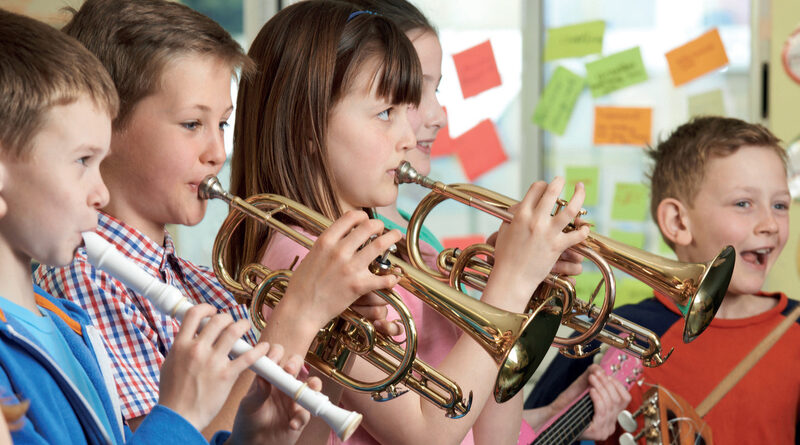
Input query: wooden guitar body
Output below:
<box><xmin>637</xmin><ymin>385</ymin><xmax>713</xmax><ymax>445</ymax></box>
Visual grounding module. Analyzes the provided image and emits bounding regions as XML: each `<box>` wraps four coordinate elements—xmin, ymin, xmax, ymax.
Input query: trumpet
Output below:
<box><xmin>199</xmin><ymin>175</ymin><xmax>564</xmax><ymax>411</ymax></box>
<box><xmin>394</xmin><ymin>162</ymin><xmax>734</xmax><ymax>367</ymax></box>
<box><xmin>81</xmin><ymin>232</ymin><xmax>363</xmax><ymax>440</ymax></box>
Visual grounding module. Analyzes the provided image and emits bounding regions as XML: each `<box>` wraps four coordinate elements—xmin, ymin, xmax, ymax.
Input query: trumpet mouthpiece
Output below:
<box><xmin>394</xmin><ymin>161</ymin><xmax>420</xmax><ymax>185</ymax></box>
<box><xmin>198</xmin><ymin>175</ymin><xmax>228</xmax><ymax>201</ymax></box>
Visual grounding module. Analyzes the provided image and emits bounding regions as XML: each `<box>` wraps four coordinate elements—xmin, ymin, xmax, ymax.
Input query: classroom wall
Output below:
<box><xmin>764</xmin><ymin>0</ymin><xmax>800</xmax><ymax>299</ymax></box>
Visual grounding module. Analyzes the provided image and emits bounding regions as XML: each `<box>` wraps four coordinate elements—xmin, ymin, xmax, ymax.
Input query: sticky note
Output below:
<box><xmin>565</xmin><ymin>166</ymin><xmax>599</xmax><ymax>206</ymax></box>
<box><xmin>688</xmin><ymin>89</ymin><xmax>725</xmax><ymax>117</ymax></box>
<box><xmin>454</xmin><ymin>119</ymin><xmax>508</xmax><ymax>181</ymax></box>
<box><xmin>532</xmin><ymin>66</ymin><xmax>584</xmax><ymax>135</ymax></box>
<box><xmin>573</xmin><ymin>272</ymin><xmax>606</xmax><ymax>304</ymax></box>
<box><xmin>611</xmin><ymin>182</ymin><xmax>649</xmax><ymax>221</ymax></box>
<box><xmin>452</xmin><ymin>40</ymin><xmax>503</xmax><ymax>99</ymax></box>
<box><xmin>659</xmin><ymin>237</ymin><xmax>674</xmax><ymax>255</ymax></box>
<box><xmin>609</xmin><ymin>229</ymin><xmax>646</xmax><ymax>249</ymax></box>
<box><xmin>441</xmin><ymin>235</ymin><xmax>486</xmax><ymax>251</ymax></box>
<box><xmin>544</xmin><ymin>20</ymin><xmax>605</xmax><ymax>61</ymax></box>
<box><xmin>593</xmin><ymin>106</ymin><xmax>652</xmax><ymax>146</ymax></box>
<box><xmin>665</xmin><ymin>28</ymin><xmax>729</xmax><ymax>87</ymax></box>
<box><xmin>616</xmin><ymin>278</ymin><xmax>653</xmax><ymax>306</ymax></box>
<box><xmin>431</xmin><ymin>107</ymin><xmax>456</xmax><ymax>157</ymax></box>
<box><xmin>585</xmin><ymin>47</ymin><xmax>648</xmax><ymax>97</ymax></box>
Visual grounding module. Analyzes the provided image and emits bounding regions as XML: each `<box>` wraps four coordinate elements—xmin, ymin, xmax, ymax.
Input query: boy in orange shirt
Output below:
<box><xmin>526</xmin><ymin>116</ymin><xmax>800</xmax><ymax>444</ymax></box>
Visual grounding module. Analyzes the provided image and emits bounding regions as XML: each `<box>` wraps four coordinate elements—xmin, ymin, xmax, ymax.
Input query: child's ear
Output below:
<box><xmin>656</xmin><ymin>198</ymin><xmax>692</xmax><ymax>247</ymax></box>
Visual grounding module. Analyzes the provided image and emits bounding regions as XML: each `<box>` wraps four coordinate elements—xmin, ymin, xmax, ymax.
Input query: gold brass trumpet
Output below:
<box><xmin>199</xmin><ymin>175</ymin><xmax>564</xmax><ymax>412</ymax></box>
<box><xmin>394</xmin><ymin>162</ymin><xmax>735</xmax><ymax>367</ymax></box>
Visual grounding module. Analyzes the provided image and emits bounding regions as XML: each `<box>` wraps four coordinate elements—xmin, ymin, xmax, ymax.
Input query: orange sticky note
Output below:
<box><xmin>431</xmin><ymin>107</ymin><xmax>456</xmax><ymax>157</ymax></box>
<box><xmin>665</xmin><ymin>28</ymin><xmax>729</xmax><ymax>86</ymax></box>
<box><xmin>452</xmin><ymin>40</ymin><xmax>502</xmax><ymax>99</ymax></box>
<box><xmin>441</xmin><ymin>235</ymin><xmax>486</xmax><ymax>251</ymax></box>
<box><xmin>454</xmin><ymin>119</ymin><xmax>508</xmax><ymax>181</ymax></box>
<box><xmin>593</xmin><ymin>106</ymin><xmax>652</xmax><ymax>146</ymax></box>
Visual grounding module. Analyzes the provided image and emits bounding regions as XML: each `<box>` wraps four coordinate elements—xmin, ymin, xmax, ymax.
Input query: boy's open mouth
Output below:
<box><xmin>740</xmin><ymin>248</ymin><xmax>772</xmax><ymax>266</ymax></box>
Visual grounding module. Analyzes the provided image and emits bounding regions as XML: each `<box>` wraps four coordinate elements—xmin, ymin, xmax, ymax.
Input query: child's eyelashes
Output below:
<box><xmin>774</xmin><ymin>201</ymin><xmax>790</xmax><ymax>211</ymax></box>
<box><xmin>77</xmin><ymin>156</ymin><xmax>90</xmax><ymax>167</ymax></box>
<box><xmin>181</xmin><ymin>120</ymin><xmax>230</xmax><ymax>131</ymax></box>
<box><xmin>377</xmin><ymin>108</ymin><xmax>392</xmax><ymax>121</ymax></box>
<box><xmin>181</xmin><ymin>121</ymin><xmax>200</xmax><ymax>131</ymax></box>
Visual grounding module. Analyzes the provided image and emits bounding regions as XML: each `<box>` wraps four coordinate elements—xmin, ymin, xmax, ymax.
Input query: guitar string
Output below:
<box><xmin>534</xmin><ymin>360</ymin><xmax>635</xmax><ymax>445</ymax></box>
<box><xmin>533</xmin><ymin>395</ymin><xmax>594</xmax><ymax>445</ymax></box>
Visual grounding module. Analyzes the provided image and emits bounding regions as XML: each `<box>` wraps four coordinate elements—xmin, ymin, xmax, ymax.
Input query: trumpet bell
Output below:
<box><xmin>494</xmin><ymin>296</ymin><xmax>563</xmax><ymax>402</ymax></box>
<box><xmin>679</xmin><ymin>245</ymin><xmax>734</xmax><ymax>342</ymax></box>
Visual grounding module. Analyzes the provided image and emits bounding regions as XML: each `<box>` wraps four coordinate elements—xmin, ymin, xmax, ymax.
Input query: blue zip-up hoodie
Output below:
<box><xmin>0</xmin><ymin>285</ymin><xmax>230</xmax><ymax>444</ymax></box>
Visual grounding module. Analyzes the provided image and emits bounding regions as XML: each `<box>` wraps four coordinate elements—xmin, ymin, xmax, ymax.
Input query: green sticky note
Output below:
<box><xmin>564</xmin><ymin>166</ymin><xmax>599</xmax><ymax>206</ymax></box>
<box><xmin>609</xmin><ymin>229</ymin><xmax>646</xmax><ymax>249</ymax></box>
<box><xmin>616</xmin><ymin>278</ymin><xmax>653</xmax><ymax>306</ymax></box>
<box><xmin>688</xmin><ymin>89</ymin><xmax>725</xmax><ymax>117</ymax></box>
<box><xmin>658</xmin><ymin>237</ymin><xmax>675</xmax><ymax>256</ymax></box>
<box><xmin>611</xmin><ymin>182</ymin><xmax>649</xmax><ymax>221</ymax></box>
<box><xmin>585</xmin><ymin>47</ymin><xmax>648</xmax><ymax>98</ymax></box>
<box><xmin>532</xmin><ymin>67</ymin><xmax>584</xmax><ymax>135</ymax></box>
<box><xmin>544</xmin><ymin>20</ymin><xmax>605</xmax><ymax>61</ymax></box>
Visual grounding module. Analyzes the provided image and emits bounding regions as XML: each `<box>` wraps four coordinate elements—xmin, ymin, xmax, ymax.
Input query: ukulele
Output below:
<box><xmin>528</xmin><ymin>348</ymin><xmax>643</xmax><ymax>445</ymax></box>
<box><xmin>618</xmin><ymin>385</ymin><xmax>712</xmax><ymax>445</ymax></box>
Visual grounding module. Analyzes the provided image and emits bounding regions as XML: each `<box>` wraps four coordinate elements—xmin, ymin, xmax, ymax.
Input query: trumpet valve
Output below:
<box><xmin>553</xmin><ymin>198</ymin><xmax>588</xmax><ymax>218</ymax></box>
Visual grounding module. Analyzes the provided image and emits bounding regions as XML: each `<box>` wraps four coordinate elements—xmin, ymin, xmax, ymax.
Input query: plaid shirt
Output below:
<box><xmin>34</xmin><ymin>211</ymin><xmax>256</xmax><ymax>420</ymax></box>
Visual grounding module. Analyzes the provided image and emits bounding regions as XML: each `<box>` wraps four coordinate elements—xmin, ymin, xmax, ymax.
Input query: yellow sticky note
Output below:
<box><xmin>688</xmin><ymin>89</ymin><xmax>725</xmax><ymax>117</ymax></box>
<box><xmin>593</xmin><ymin>106</ymin><xmax>652</xmax><ymax>146</ymax></box>
<box><xmin>532</xmin><ymin>66</ymin><xmax>584</xmax><ymax>135</ymax></box>
<box><xmin>544</xmin><ymin>20</ymin><xmax>605</xmax><ymax>61</ymax></box>
<box><xmin>565</xmin><ymin>166</ymin><xmax>599</xmax><ymax>206</ymax></box>
<box><xmin>612</xmin><ymin>183</ymin><xmax>649</xmax><ymax>221</ymax></box>
<box><xmin>609</xmin><ymin>229</ymin><xmax>646</xmax><ymax>249</ymax></box>
<box><xmin>665</xmin><ymin>28</ymin><xmax>729</xmax><ymax>87</ymax></box>
<box><xmin>585</xmin><ymin>47</ymin><xmax>648</xmax><ymax>97</ymax></box>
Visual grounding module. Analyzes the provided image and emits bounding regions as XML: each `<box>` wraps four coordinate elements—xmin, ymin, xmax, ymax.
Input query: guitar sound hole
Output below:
<box><xmin>665</xmin><ymin>409</ymin><xmax>707</xmax><ymax>445</ymax></box>
<box><xmin>666</xmin><ymin>410</ymin><xmax>678</xmax><ymax>444</ymax></box>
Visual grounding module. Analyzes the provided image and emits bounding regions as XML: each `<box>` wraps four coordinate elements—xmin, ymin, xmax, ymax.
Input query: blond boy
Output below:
<box><xmin>526</xmin><ymin>116</ymin><xmax>800</xmax><ymax>444</ymax></box>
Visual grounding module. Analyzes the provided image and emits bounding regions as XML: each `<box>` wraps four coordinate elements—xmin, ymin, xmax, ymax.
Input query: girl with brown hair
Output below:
<box><xmin>232</xmin><ymin>1</ymin><xmax>590</xmax><ymax>443</ymax></box>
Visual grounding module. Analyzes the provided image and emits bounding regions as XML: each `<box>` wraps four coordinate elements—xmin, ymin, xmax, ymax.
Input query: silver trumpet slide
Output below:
<box><xmin>82</xmin><ymin>232</ymin><xmax>363</xmax><ymax>440</ymax></box>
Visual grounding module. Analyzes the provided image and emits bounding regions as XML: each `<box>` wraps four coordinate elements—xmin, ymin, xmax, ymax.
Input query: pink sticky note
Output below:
<box><xmin>454</xmin><ymin>119</ymin><xmax>508</xmax><ymax>181</ymax></box>
<box><xmin>452</xmin><ymin>40</ymin><xmax>503</xmax><ymax>99</ymax></box>
<box><xmin>441</xmin><ymin>235</ymin><xmax>486</xmax><ymax>251</ymax></box>
<box><xmin>431</xmin><ymin>107</ymin><xmax>456</xmax><ymax>157</ymax></box>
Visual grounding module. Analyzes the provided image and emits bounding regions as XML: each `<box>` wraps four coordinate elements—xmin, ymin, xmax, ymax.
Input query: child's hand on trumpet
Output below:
<box><xmin>263</xmin><ymin>210</ymin><xmax>404</xmax><ymax>360</ymax></box>
<box><xmin>482</xmin><ymin>178</ymin><xmax>590</xmax><ymax>313</ymax></box>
